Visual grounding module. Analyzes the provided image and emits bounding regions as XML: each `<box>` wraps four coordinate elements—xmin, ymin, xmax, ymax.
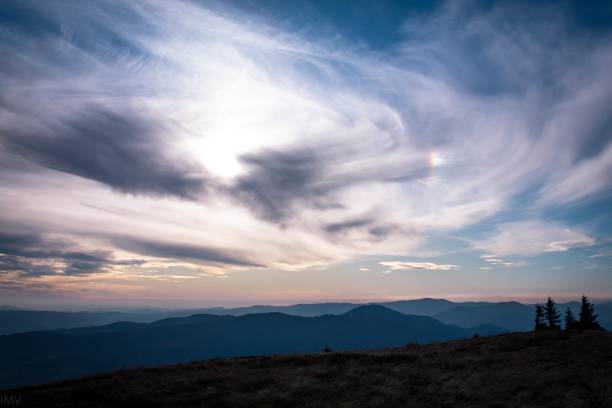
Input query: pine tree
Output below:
<box><xmin>543</xmin><ymin>297</ymin><xmax>561</xmax><ymax>329</ymax></box>
<box><xmin>578</xmin><ymin>295</ymin><xmax>603</xmax><ymax>330</ymax></box>
<box><xmin>534</xmin><ymin>304</ymin><xmax>547</xmax><ymax>331</ymax></box>
<box><xmin>564</xmin><ymin>308</ymin><xmax>576</xmax><ymax>330</ymax></box>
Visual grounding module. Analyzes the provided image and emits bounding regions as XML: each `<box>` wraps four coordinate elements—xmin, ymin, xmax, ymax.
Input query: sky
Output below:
<box><xmin>0</xmin><ymin>0</ymin><xmax>611</xmax><ymax>309</ymax></box>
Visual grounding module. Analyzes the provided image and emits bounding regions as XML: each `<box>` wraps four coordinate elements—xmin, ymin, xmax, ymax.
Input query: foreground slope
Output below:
<box><xmin>13</xmin><ymin>330</ymin><xmax>612</xmax><ymax>408</ymax></box>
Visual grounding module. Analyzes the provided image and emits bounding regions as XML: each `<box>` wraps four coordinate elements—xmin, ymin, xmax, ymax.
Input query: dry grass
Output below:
<box><xmin>11</xmin><ymin>330</ymin><xmax>612</xmax><ymax>408</ymax></box>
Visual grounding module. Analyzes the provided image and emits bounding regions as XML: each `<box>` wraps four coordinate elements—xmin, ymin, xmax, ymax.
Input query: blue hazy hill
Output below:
<box><xmin>0</xmin><ymin>305</ymin><xmax>506</xmax><ymax>389</ymax></box>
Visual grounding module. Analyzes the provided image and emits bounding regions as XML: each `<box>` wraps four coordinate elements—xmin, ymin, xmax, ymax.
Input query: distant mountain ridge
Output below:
<box><xmin>0</xmin><ymin>310</ymin><xmax>184</xmax><ymax>335</ymax></box>
<box><xmin>0</xmin><ymin>298</ymin><xmax>461</xmax><ymax>335</ymax></box>
<box><xmin>433</xmin><ymin>301</ymin><xmax>535</xmax><ymax>331</ymax></box>
<box><xmin>201</xmin><ymin>298</ymin><xmax>464</xmax><ymax>318</ymax></box>
<box><xmin>1</xmin><ymin>298</ymin><xmax>610</xmax><ymax>335</ymax></box>
<box><xmin>0</xmin><ymin>305</ymin><xmax>506</xmax><ymax>389</ymax></box>
<box><xmin>431</xmin><ymin>301</ymin><xmax>606</xmax><ymax>331</ymax></box>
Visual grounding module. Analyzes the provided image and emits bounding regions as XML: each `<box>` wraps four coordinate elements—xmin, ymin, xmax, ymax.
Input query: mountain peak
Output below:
<box><xmin>342</xmin><ymin>305</ymin><xmax>404</xmax><ymax>320</ymax></box>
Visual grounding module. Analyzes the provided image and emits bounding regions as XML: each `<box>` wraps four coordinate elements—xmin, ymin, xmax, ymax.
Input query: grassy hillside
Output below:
<box><xmin>11</xmin><ymin>330</ymin><xmax>612</xmax><ymax>407</ymax></box>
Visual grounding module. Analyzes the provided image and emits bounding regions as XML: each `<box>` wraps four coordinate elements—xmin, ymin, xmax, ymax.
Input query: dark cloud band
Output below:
<box><xmin>0</xmin><ymin>108</ymin><xmax>208</xmax><ymax>199</ymax></box>
<box><xmin>112</xmin><ymin>237</ymin><xmax>262</xmax><ymax>268</ymax></box>
<box><xmin>0</xmin><ymin>231</ymin><xmax>112</xmax><ymax>276</ymax></box>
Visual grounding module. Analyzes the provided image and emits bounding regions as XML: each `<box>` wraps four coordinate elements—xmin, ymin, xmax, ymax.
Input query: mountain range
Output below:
<box><xmin>1</xmin><ymin>298</ymin><xmax>610</xmax><ymax>335</ymax></box>
<box><xmin>0</xmin><ymin>305</ymin><xmax>506</xmax><ymax>389</ymax></box>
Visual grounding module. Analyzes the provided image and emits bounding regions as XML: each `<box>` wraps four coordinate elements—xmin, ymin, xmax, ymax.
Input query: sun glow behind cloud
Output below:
<box><xmin>428</xmin><ymin>152</ymin><xmax>445</xmax><ymax>168</ymax></box>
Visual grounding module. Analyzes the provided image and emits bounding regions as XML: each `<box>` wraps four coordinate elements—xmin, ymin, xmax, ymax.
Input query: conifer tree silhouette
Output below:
<box><xmin>534</xmin><ymin>304</ymin><xmax>547</xmax><ymax>331</ymax></box>
<box><xmin>578</xmin><ymin>295</ymin><xmax>603</xmax><ymax>330</ymax></box>
<box><xmin>543</xmin><ymin>297</ymin><xmax>561</xmax><ymax>329</ymax></box>
<box><xmin>564</xmin><ymin>307</ymin><xmax>576</xmax><ymax>330</ymax></box>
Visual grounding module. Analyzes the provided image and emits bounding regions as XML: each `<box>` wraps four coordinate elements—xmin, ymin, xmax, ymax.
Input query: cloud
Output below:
<box><xmin>0</xmin><ymin>107</ymin><xmax>208</xmax><ymax>199</ymax></box>
<box><xmin>379</xmin><ymin>261</ymin><xmax>459</xmax><ymax>271</ymax></box>
<box><xmin>324</xmin><ymin>218</ymin><xmax>375</xmax><ymax>234</ymax></box>
<box><xmin>589</xmin><ymin>250</ymin><xmax>612</xmax><ymax>258</ymax></box>
<box><xmin>545</xmin><ymin>240</ymin><xmax>595</xmax><ymax>253</ymax></box>
<box><xmin>230</xmin><ymin>142</ymin><xmax>429</xmax><ymax>224</ymax></box>
<box><xmin>112</xmin><ymin>237</ymin><xmax>262</xmax><ymax>268</ymax></box>
<box><xmin>538</xmin><ymin>142</ymin><xmax>612</xmax><ymax>206</ymax></box>
<box><xmin>0</xmin><ymin>0</ymin><xmax>610</xmax><ymax>296</ymax></box>
<box><xmin>480</xmin><ymin>255</ymin><xmax>503</xmax><ymax>264</ymax></box>
<box><xmin>474</xmin><ymin>221</ymin><xmax>595</xmax><ymax>257</ymax></box>
<box><xmin>0</xmin><ymin>230</ymin><xmax>118</xmax><ymax>276</ymax></box>
<box><xmin>480</xmin><ymin>254</ymin><xmax>516</xmax><ymax>267</ymax></box>
<box><xmin>323</xmin><ymin>216</ymin><xmax>402</xmax><ymax>242</ymax></box>
<box><xmin>230</xmin><ymin>147</ymin><xmax>338</xmax><ymax>223</ymax></box>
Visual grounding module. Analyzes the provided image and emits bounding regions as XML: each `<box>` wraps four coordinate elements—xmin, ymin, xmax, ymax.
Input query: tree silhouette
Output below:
<box><xmin>564</xmin><ymin>308</ymin><xmax>576</xmax><ymax>330</ymax></box>
<box><xmin>578</xmin><ymin>295</ymin><xmax>603</xmax><ymax>330</ymax></box>
<box><xmin>543</xmin><ymin>297</ymin><xmax>561</xmax><ymax>329</ymax></box>
<box><xmin>534</xmin><ymin>304</ymin><xmax>547</xmax><ymax>331</ymax></box>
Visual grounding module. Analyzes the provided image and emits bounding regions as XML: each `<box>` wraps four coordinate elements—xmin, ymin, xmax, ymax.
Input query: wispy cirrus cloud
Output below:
<box><xmin>0</xmin><ymin>0</ymin><xmax>610</xmax><ymax>303</ymax></box>
<box><xmin>0</xmin><ymin>230</ymin><xmax>143</xmax><ymax>277</ymax></box>
<box><xmin>538</xmin><ymin>142</ymin><xmax>612</xmax><ymax>206</ymax></box>
<box><xmin>590</xmin><ymin>250</ymin><xmax>612</xmax><ymax>258</ymax></box>
<box><xmin>474</xmin><ymin>221</ymin><xmax>595</xmax><ymax>257</ymax></box>
<box><xmin>379</xmin><ymin>261</ymin><xmax>459</xmax><ymax>271</ymax></box>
